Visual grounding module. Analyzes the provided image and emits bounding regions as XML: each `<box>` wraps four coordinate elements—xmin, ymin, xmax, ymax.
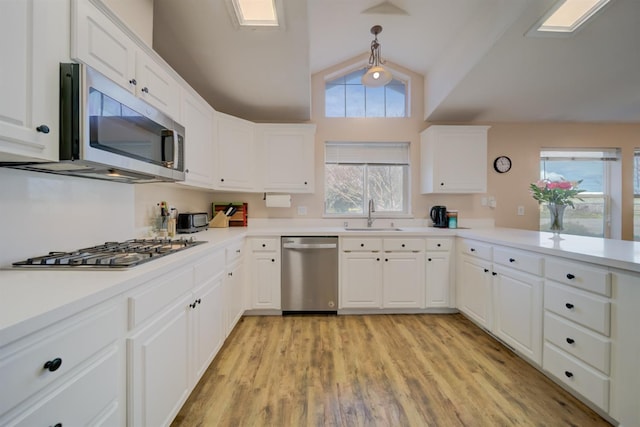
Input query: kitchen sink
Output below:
<box><xmin>344</xmin><ymin>227</ymin><xmax>403</xmax><ymax>232</ymax></box>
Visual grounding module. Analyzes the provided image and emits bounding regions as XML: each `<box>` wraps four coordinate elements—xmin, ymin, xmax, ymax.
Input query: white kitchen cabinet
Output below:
<box><xmin>492</xmin><ymin>264</ymin><xmax>543</xmax><ymax>365</ymax></box>
<box><xmin>72</xmin><ymin>0</ymin><xmax>180</xmax><ymax>119</ymax></box>
<box><xmin>425</xmin><ymin>238</ymin><xmax>453</xmax><ymax>308</ymax></box>
<box><xmin>248</xmin><ymin>238</ymin><xmax>281</xmax><ymax>310</ymax></box>
<box><xmin>256</xmin><ymin>123</ymin><xmax>316</xmax><ymax>193</ymax></box>
<box><xmin>225</xmin><ymin>240</ymin><xmax>246</xmax><ymax>334</ymax></box>
<box><xmin>382</xmin><ymin>252</ymin><xmax>425</xmax><ymax>308</ymax></box>
<box><xmin>128</xmin><ymin>250</ymin><xmax>226</xmax><ymax>427</ymax></box>
<box><xmin>456</xmin><ymin>239</ymin><xmax>493</xmax><ymax>330</ymax></box>
<box><xmin>0</xmin><ymin>299</ymin><xmax>125</xmax><ymax>426</ymax></box>
<box><xmin>213</xmin><ymin>112</ymin><xmax>256</xmax><ymax>191</ymax></box>
<box><xmin>420</xmin><ymin>125</ymin><xmax>489</xmax><ymax>194</ymax></box>
<box><xmin>0</xmin><ymin>0</ymin><xmax>69</xmax><ymax>162</ymax></box>
<box><xmin>341</xmin><ymin>252</ymin><xmax>383</xmax><ymax>308</ymax></box>
<box><xmin>180</xmin><ymin>88</ymin><xmax>215</xmax><ymax>188</ymax></box>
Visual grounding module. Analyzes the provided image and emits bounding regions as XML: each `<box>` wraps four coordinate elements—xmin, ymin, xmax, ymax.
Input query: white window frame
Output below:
<box><xmin>324</xmin><ymin>141</ymin><xmax>411</xmax><ymax>218</ymax></box>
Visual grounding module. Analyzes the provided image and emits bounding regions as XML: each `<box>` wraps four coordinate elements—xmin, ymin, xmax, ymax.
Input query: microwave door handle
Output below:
<box><xmin>171</xmin><ymin>129</ymin><xmax>179</xmax><ymax>169</ymax></box>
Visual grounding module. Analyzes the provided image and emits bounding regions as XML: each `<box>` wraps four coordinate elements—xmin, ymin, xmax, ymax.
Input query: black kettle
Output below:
<box><xmin>430</xmin><ymin>206</ymin><xmax>448</xmax><ymax>228</ymax></box>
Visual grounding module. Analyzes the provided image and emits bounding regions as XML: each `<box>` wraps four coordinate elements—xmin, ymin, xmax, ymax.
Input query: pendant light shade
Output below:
<box><xmin>362</xmin><ymin>25</ymin><xmax>392</xmax><ymax>87</ymax></box>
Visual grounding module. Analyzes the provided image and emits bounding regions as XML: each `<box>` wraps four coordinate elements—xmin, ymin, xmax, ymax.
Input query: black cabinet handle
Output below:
<box><xmin>566</xmin><ymin>273</ymin><xmax>575</xmax><ymax>280</ymax></box>
<box><xmin>440</xmin><ymin>182</ymin><xmax>444</xmax><ymax>186</ymax></box>
<box><xmin>262</xmin><ymin>243</ymin><xmax>266</xmax><ymax>247</ymax></box>
<box><xmin>509</xmin><ymin>258</ymin><xmax>515</xmax><ymax>263</ymax></box>
<box><xmin>185</xmin><ymin>169</ymin><xmax>190</xmax><ymax>173</ymax></box>
<box><xmin>189</xmin><ymin>302</ymin><xmax>196</xmax><ymax>309</ymax></box>
<box><xmin>565</xmin><ymin>303</ymin><xmax>574</xmax><ymax>309</ymax></box>
<box><xmin>564</xmin><ymin>371</ymin><xmax>574</xmax><ymax>378</ymax></box>
<box><xmin>492</xmin><ymin>272</ymin><xmax>497</xmax><ymax>276</ymax></box>
<box><xmin>141</xmin><ymin>87</ymin><xmax>149</xmax><ymax>93</ymax></box>
<box><xmin>401</xmin><ymin>244</ymin><xmax>405</xmax><ymax>247</ymax></box>
<box><xmin>129</xmin><ymin>78</ymin><xmax>137</xmax><ymax>85</ymax></box>
<box><xmin>304</xmin><ymin>181</ymin><xmax>308</xmax><ymax>185</ymax></box>
<box><xmin>236</xmin><ymin>249</ymin><xmax>241</xmax><ymax>254</ymax></box>
<box><xmin>36</xmin><ymin>125</ymin><xmax>50</xmax><ymax>134</ymax></box>
<box><xmin>484</xmin><ymin>268</ymin><xmax>489</xmax><ymax>273</ymax></box>
<box><xmin>437</xmin><ymin>243</ymin><xmax>441</xmax><ymax>247</ymax></box>
<box><xmin>197</xmin><ymin>299</ymin><xmax>201</xmax><ymax>304</ymax></box>
<box><xmin>221</xmin><ymin>178</ymin><xmax>225</xmax><ymax>182</ymax></box>
<box><xmin>44</xmin><ymin>358</ymin><xmax>62</xmax><ymax>372</ymax></box>
<box><xmin>360</xmin><ymin>243</ymin><xmax>364</xmax><ymax>247</ymax></box>
<box><xmin>376</xmin><ymin>258</ymin><xmax>380</xmax><ymax>261</ymax></box>
<box><xmin>470</xmin><ymin>248</ymin><xmax>476</xmax><ymax>252</ymax></box>
<box><xmin>566</xmin><ymin>337</ymin><xmax>575</xmax><ymax>344</ymax></box>
<box><xmin>428</xmin><ymin>258</ymin><xmax>432</xmax><ymax>262</ymax></box>
<box><xmin>228</xmin><ymin>272</ymin><xmax>233</xmax><ymax>277</ymax></box>
<box><xmin>385</xmin><ymin>258</ymin><xmax>388</xmax><ymax>262</ymax></box>
<box><xmin>50</xmin><ymin>424</ymin><xmax>62</xmax><ymax>427</ymax></box>
<box><xmin>271</xmin><ymin>259</ymin><xmax>275</xmax><ymax>262</ymax></box>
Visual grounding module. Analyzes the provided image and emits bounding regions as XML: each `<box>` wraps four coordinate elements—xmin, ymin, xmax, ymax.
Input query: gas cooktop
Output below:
<box><xmin>13</xmin><ymin>238</ymin><xmax>206</xmax><ymax>269</ymax></box>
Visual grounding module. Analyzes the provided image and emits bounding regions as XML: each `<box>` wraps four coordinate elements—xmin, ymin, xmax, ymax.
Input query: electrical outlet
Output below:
<box><xmin>517</xmin><ymin>206</ymin><xmax>525</xmax><ymax>216</ymax></box>
<box><xmin>481</xmin><ymin>197</ymin><xmax>488</xmax><ymax>206</ymax></box>
<box><xmin>297</xmin><ymin>206</ymin><xmax>307</xmax><ymax>216</ymax></box>
<box><xmin>488</xmin><ymin>197</ymin><xmax>496</xmax><ymax>208</ymax></box>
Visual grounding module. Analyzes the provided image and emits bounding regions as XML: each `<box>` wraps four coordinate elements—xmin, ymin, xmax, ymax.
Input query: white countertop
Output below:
<box><xmin>2</xmin><ymin>225</ymin><xmax>639</xmax><ymax>346</ymax></box>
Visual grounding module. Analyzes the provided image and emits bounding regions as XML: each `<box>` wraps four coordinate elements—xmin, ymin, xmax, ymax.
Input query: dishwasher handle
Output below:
<box><xmin>283</xmin><ymin>243</ymin><xmax>337</xmax><ymax>249</ymax></box>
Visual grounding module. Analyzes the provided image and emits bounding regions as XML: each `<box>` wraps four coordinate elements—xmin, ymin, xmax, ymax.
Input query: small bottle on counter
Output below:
<box><xmin>447</xmin><ymin>210</ymin><xmax>458</xmax><ymax>229</ymax></box>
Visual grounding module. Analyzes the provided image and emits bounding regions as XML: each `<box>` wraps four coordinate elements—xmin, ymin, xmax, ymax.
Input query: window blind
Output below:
<box><xmin>541</xmin><ymin>148</ymin><xmax>619</xmax><ymax>161</ymax></box>
<box><xmin>325</xmin><ymin>142</ymin><xmax>410</xmax><ymax>165</ymax></box>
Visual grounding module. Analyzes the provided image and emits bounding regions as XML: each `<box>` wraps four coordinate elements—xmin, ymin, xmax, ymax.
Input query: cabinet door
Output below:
<box><xmin>421</xmin><ymin>126</ymin><xmax>488</xmax><ymax>194</ymax></box>
<box><xmin>426</xmin><ymin>252</ymin><xmax>451</xmax><ymax>307</ymax></box>
<box><xmin>251</xmin><ymin>252</ymin><xmax>281</xmax><ymax>309</ymax></box>
<box><xmin>382</xmin><ymin>252</ymin><xmax>425</xmax><ymax>308</ymax></box>
<box><xmin>214</xmin><ymin>112</ymin><xmax>256</xmax><ymax>191</ymax></box>
<box><xmin>0</xmin><ymin>0</ymin><xmax>68</xmax><ymax>162</ymax></box>
<box><xmin>457</xmin><ymin>255</ymin><xmax>493</xmax><ymax>329</ymax></box>
<box><xmin>128</xmin><ymin>294</ymin><xmax>191</xmax><ymax>427</ymax></box>
<box><xmin>72</xmin><ymin>0</ymin><xmax>136</xmax><ymax>91</ymax></box>
<box><xmin>135</xmin><ymin>52</ymin><xmax>180</xmax><ymax>119</ymax></box>
<box><xmin>180</xmin><ymin>89</ymin><xmax>214</xmax><ymax>188</ymax></box>
<box><xmin>493</xmin><ymin>266</ymin><xmax>543</xmax><ymax>365</ymax></box>
<box><xmin>192</xmin><ymin>275</ymin><xmax>224</xmax><ymax>382</ymax></box>
<box><xmin>340</xmin><ymin>253</ymin><xmax>383</xmax><ymax>308</ymax></box>
<box><xmin>259</xmin><ymin>124</ymin><xmax>315</xmax><ymax>193</ymax></box>
<box><xmin>225</xmin><ymin>261</ymin><xmax>244</xmax><ymax>335</ymax></box>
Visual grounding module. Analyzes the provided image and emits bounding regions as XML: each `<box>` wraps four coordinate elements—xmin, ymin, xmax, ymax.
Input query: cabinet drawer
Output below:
<box><xmin>251</xmin><ymin>238</ymin><xmax>279</xmax><ymax>251</ymax></box>
<box><xmin>544</xmin><ymin>282</ymin><xmax>610</xmax><ymax>336</ymax></box>
<box><xmin>226</xmin><ymin>240</ymin><xmax>244</xmax><ymax>263</ymax></box>
<box><xmin>543</xmin><ymin>343</ymin><xmax>609</xmax><ymax>411</ymax></box>
<box><xmin>458</xmin><ymin>239</ymin><xmax>492</xmax><ymax>260</ymax></box>
<box><xmin>0</xmin><ymin>303</ymin><xmax>122</xmax><ymax>415</ymax></box>
<box><xmin>4</xmin><ymin>347</ymin><xmax>120</xmax><ymax>427</ymax></box>
<box><xmin>544</xmin><ymin>312</ymin><xmax>610</xmax><ymax>374</ymax></box>
<box><xmin>194</xmin><ymin>250</ymin><xmax>225</xmax><ymax>284</ymax></box>
<box><xmin>426</xmin><ymin>238</ymin><xmax>452</xmax><ymax>251</ymax></box>
<box><xmin>128</xmin><ymin>267</ymin><xmax>193</xmax><ymax>329</ymax></box>
<box><xmin>493</xmin><ymin>247</ymin><xmax>542</xmax><ymax>276</ymax></box>
<box><xmin>545</xmin><ymin>258</ymin><xmax>611</xmax><ymax>297</ymax></box>
<box><xmin>342</xmin><ymin>238</ymin><xmax>382</xmax><ymax>252</ymax></box>
<box><xmin>383</xmin><ymin>238</ymin><xmax>424</xmax><ymax>252</ymax></box>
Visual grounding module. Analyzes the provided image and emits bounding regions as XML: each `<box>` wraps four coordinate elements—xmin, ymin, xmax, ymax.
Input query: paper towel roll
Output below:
<box><xmin>265</xmin><ymin>194</ymin><xmax>291</xmax><ymax>208</ymax></box>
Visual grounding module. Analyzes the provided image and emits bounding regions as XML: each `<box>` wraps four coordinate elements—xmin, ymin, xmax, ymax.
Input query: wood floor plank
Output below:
<box><xmin>172</xmin><ymin>314</ymin><xmax>611</xmax><ymax>427</ymax></box>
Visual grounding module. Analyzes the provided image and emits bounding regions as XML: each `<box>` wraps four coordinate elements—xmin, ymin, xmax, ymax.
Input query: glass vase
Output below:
<box><xmin>547</xmin><ymin>203</ymin><xmax>567</xmax><ymax>239</ymax></box>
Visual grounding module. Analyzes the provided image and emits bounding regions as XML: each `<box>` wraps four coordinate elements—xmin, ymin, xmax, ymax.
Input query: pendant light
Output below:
<box><xmin>362</xmin><ymin>25</ymin><xmax>392</xmax><ymax>87</ymax></box>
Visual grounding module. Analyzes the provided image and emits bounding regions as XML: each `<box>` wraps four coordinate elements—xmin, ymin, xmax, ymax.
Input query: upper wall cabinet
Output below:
<box><xmin>180</xmin><ymin>88</ymin><xmax>215</xmax><ymax>189</ymax></box>
<box><xmin>255</xmin><ymin>124</ymin><xmax>316</xmax><ymax>193</ymax></box>
<box><xmin>420</xmin><ymin>125</ymin><xmax>490</xmax><ymax>194</ymax></box>
<box><xmin>0</xmin><ymin>0</ymin><xmax>70</xmax><ymax>162</ymax></box>
<box><xmin>72</xmin><ymin>0</ymin><xmax>180</xmax><ymax>119</ymax></box>
<box><xmin>213</xmin><ymin>112</ymin><xmax>257</xmax><ymax>191</ymax></box>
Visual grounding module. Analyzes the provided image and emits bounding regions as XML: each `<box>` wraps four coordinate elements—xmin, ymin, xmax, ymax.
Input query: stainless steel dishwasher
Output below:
<box><xmin>281</xmin><ymin>236</ymin><xmax>338</xmax><ymax>313</ymax></box>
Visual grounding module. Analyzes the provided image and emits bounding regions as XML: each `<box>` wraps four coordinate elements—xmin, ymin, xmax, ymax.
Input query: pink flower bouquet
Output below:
<box><xmin>529</xmin><ymin>179</ymin><xmax>585</xmax><ymax>208</ymax></box>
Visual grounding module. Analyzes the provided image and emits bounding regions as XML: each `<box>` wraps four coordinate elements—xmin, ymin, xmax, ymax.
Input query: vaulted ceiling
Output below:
<box><xmin>153</xmin><ymin>0</ymin><xmax>640</xmax><ymax>124</ymax></box>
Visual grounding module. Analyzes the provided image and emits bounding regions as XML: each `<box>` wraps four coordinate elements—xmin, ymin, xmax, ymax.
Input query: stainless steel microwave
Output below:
<box><xmin>1</xmin><ymin>63</ymin><xmax>185</xmax><ymax>183</ymax></box>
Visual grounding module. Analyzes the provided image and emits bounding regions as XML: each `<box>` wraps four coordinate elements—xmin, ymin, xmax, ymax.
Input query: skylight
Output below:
<box><xmin>533</xmin><ymin>0</ymin><xmax>610</xmax><ymax>33</ymax></box>
<box><xmin>232</xmin><ymin>0</ymin><xmax>279</xmax><ymax>26</ymax></box>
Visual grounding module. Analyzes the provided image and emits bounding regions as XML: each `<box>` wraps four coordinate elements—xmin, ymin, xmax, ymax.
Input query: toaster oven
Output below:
<box><xmin>177</xmin><ymin>213</ymin><xmax>209</xmax><ymax>233</ymax></box>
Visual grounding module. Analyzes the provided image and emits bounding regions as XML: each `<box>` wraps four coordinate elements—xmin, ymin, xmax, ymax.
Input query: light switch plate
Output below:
<box><xmin>297</xmin><ymin>206</ymin><xmax>307</xmax><ymax>215</ymax></box>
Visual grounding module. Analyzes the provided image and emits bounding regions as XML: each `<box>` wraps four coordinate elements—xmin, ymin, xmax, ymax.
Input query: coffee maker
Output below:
<box><xmin>430</xmin><ymin>205</ymin><xmax>448</xmax><ymax>228</ymax></box>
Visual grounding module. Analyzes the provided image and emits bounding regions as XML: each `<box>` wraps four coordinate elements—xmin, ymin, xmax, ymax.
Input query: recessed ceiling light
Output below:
<box><xmin>529</xmin><ymin>0</ymin><xmax>611</xmax><ymax>35</ymax></box>
<box><xmin>232</xmin><ymin>0</ymin><xmax>279</xmax><ymax>26</ymax></box>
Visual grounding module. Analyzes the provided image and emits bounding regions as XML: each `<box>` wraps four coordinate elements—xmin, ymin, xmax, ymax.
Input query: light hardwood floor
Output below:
<box><xmin>172</xmin><ymin>314</ymin><xmax>611</xmax><ymax>426</ymax></box>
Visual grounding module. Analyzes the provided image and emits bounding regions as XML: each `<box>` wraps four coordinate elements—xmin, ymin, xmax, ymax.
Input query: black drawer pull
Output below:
<box><xmin>470</xmin><ymin>248</ymin><xmax>476</xmax><ymax>252</ymax></box>
<box><xmin>565</xmin><ymin>303</ymin><xmax>574</xmax><ymax>309</ymax></box>
<box><xmin>44</xmin><ymin>358</ymin><xmax>62</xmax><ymax>372</ymax></box>
<box><xmin>437</xmin><ymin>243</ymin><xmax>441</xmax><ymax>247</ymax></box>
<box><xmin>129</xmin><ymin>78</ymin><xmax>137</xmax><ymax>85</ymax></box>
<box><xmin>564</xmin><ymin>371</ymin><xmax>574</xmax><ymax>378</ymax></box>
<box><xmin>509</xmin><ymin>258</ymin><xmax>515</xmax><ymax>263</ymax></box>
<box><xmin>51</xmin><ymin>423</ymin><xmax>62</xmax><ymax>427</ymax></box>
<box><xmin>483</xmin><ymin>268</ymin><xmax>489</xmax><ymax>273</ymax></box>
<box><xmin>376</xmin><ymin>258</ymin><xmax>380</xmax><ymax>261</ymax></box>
<box><xmin>401</xmin><ymin>244</ymin><xmax>405</xmax><ymax>247</ymax></box>
<box><xmin>428</xmin><ymin>258</ymin><xmax>432</xmax><ymax>262</ymax></box>
<box><xmin>36</xmin><ymin>124</ymin><xmax>50</xmax><ymax>134</ymax></box>
<box><xmin>262</xmin><ymin>243</ymin><xmax>266</xmax><ymax>247</ymax></box>
<box><xmin>566</xmin><ymin>337</ymin><xmax>575</xmax><ymax>344</ymax></box>
<box><xmin>492</xmin><ymin>272</ymin><xmax>497</xmax><ymax>276</ymax></box>
<box><xmin>566</xmin><ymin>273</ymin><xmax>575</xmax><ymax>280</ymax></box>
<box><xmin>361</xmin><ymin>243</ymin><xmax>364</xmax><ymax>247</ymax></box>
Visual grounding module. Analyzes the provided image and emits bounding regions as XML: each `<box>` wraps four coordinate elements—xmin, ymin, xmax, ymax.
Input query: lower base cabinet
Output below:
<box><xmin>382</xmin><ymin>252</ymin><xmax>425</xmax><ymax>308</ymax></box>
<box><xmin>457</xmin><ymin>253</ymin><xmax>493</xmax><ymax>329</ymax></box>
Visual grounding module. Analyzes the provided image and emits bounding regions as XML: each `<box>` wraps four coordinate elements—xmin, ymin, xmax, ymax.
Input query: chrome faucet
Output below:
<box><xmin>367</xmin><ymin>199</ymin><xmax>375</xmax><ymax>227</ymax></box>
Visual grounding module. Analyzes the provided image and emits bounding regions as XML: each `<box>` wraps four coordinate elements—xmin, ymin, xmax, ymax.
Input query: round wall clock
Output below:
<box><xmin>493</xmin><ymin>156</ymin><xmax>512</xmax><ymax>173</ymax></box>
